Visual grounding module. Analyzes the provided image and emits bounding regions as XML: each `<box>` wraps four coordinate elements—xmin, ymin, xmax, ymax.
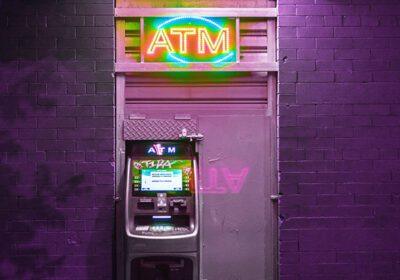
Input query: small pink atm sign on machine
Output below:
<box><xmin>143</xmin><ymin>16</ymin><xmax>237</xmax><ymax>64</ymax></box>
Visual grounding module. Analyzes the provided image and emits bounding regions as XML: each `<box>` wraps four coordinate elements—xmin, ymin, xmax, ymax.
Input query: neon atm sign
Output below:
<box><xmin>143</xmin><ymin>16</ymin><xmax>236</xmax><ymax>64</ymax></box>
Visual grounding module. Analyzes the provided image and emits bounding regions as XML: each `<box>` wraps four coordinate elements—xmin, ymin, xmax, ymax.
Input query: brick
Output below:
<box><xmin>95</xmin><ymin>16</ymin><xmax>114</xmax><ymax>26</ymax></box>
<box><xmin>298</xmin><ymin>71</ymin><xmax>334</xmax><ymax>82</ymax></box>
<box><xmin>65</xmin><ymin>15</ymin><xmax>85</xmax><ymax>26</ymax></box>
<box><xmin>76</xmin><ymin>95</ymin><xmax>113</xmax><ymax>105</ymax></box>
<box><xmin>95</xmin><ymin>37</ymin><xmax>113</xmax><ymax>48</ymax></box>
<box><xmin>316</xmin><ymin>105</ymin><xmax>352</xmax><ymax>115</ymax></box>
<box><xmin>373</xmin><ymin>5</ymin><xmax>400</xmax><ymax>15</ymax></box>
<box><xmin>297</xmin><ymin>49</ymin><xmax>333</xmax><ymax>60</ymax></box>
<box><xmin>353</xmin><ymin>60</ymin><xmax>389</xmax><ymax>71</ymax></box>
<box><xmin>361</xmin><ymin>16</ymin><xmax>379</xmax><ymax>26</ymax></box>
<box><xmin>278</xmin><ymin>115</ymin><xmax>297</xmax><ymax>127</ymax></box>
<box><xmin>353</xmin><ymin>105</ymin><xmax>390</xmax><ymax>115</ymax></box>
<box><xmin>85</xmin><ymin>15</ymin><xmax>95</xmax><ymax>26</ymax></box>
<box><xmin>37</xmin><ymin>117</ymin><xmax>76</xmax><ymax>128</ymax></box>
<box><xmin>296</xmin><ymin>5</ymin><xmax>333</xmax><ymax>16</ymax></box>
<box><xmin>59</xmin><ymin>61</ymin><xmax>95</xmax><ymax>72</ymax></box>
<box><xmin>316</xmin><ymin>38</ymin><xmax>353</xmax><ymax>49</ymax></box>
<box><xmin>279</xmin><ymin>104</ymin><xmax>315</xmax><ymax>116</ymax></box>
<box><xmin>323</xmin><ymin>16</ymin><xmax>342</xmax><ymax>26</ymax></box>
<box><xmin>335</xmin><ymin>71</ymin><xmax>372</xmax><ymax>82</ymax></box>
<box><xmin>76</xmin><ymin>71</ymin><xmax>113</xmax><ymax>83</ymax></box>
<box><xmin>280</xmin><ymin>27</ymin><xmax>297</xmax><ymax>38</ymax></box>
<box><xmin>280</xmin><ymin>38</ymin><xmax>316</xmax><ymax>49</ymax></box>
<box><xmin>67</xmin><ymin>84</ymin><xmax>86</xmax><ymax>94</ymax></box>
<box><xmin>57</xmin><ymin>106</ymin><xmax>94</xmax><ymax>117</ymax></box>
<box><xmin>76</xmin><ymin>26</ymin><xmax>113</xmax><ymax>37</ymax></box>
<box><xmin>76</xmin><ymin>48</ymin><xmax>113</xmax><ymax>60</ymax></box>
<box><xmin>305</xmin><ymin>16</ymin><xmax>324</xmax><ymax>27</ymax></box>
<box><xmin>332</xmin><ymin>5</ymin><xmax>371</xmax><ymax>16</ymax></box>
<box><xmin>58</xmin><ymin>128</ymin><xmax>95</xmax><ymax>139</ymax></box>
<box><xmin>95</xmin><ymin>106</ymin><xmax>114</xmax><ymax>117</ymax></box>
<box><xmin>297</xmin><ymin>116</ymin><xmax>334</xmax><ymax>127</ymax></box>
<box><xmin>378</xmin><ymin>15</ymin><xmax>398</xmax><ymax>26</ymax></box>
<box><xmin>298</xmin><ymin>27</ymin><xmax>333</xmax><ymax>37</ymax></box>
<box><xmin>334</xmin><ymin>49</ymin><xmax>370</xmax><ymax>60</ymax></box>
<box><xmin>280</xmin><ymin>83</ymin><xmax>296</xmax><ymax>94</ymax></box>
<box><xmin>343</xmin><ymin>16</ymin><xmax>361</xmax><ymax>26</ymax></box>
<box><xmin>58</xmin><ymin>38</ymin><xmax>95</xmax><ymax>49</ymax></box>
<box><xmin>317</xmin><ymin>127</ymin><xmax>353</xmax><ymax>138</ymax></box>
<box><xmin>47</xmin><ymin>83</ymin><xmax>68</xmax><ymax>95</ymax></box>
<box><xmin>96</xmin><ymin>60</ymin><xmax>113</xmax><ymax>71</ymax></box>
<box><xmin>316</xmin><ymin>60</ymin><xmax>352</xmax><ymax>71</ymax></box>
<box><xmin>281</xmin><ymin>60</ymin><xmax>316</xmax><ymax>71</ymax></box>
<box><xmin>76</xmin><ymin>4</ymin><xmax>113</xmax><ymax>15</ymax></box>
<box><xmin>373</xmin><ymin>71</ymin><xmax>400</xmax><ymax>82</ymax></box>
<box><xmin>77</xmin><ymin>117</ymin><xmax>113</xmax><ymax>128</ymax></box>
<box><xmin>280</xmin><ymin>16</ymin><xmax>306</xmax><ymax>27</ymax></box>
<box><xmin>38</xmin><ymin>71</ymin><xmax>77</xmax><ymax>83</ymax></box>
<box><xmin>280</xmin><ymin>0</ymin><xmax>313</xmax><ymax>3</ymax></box>
<box><xmin>353</xmin><ymin>38</ymin><xmax>391</xmax><ymax>49</ymax></box>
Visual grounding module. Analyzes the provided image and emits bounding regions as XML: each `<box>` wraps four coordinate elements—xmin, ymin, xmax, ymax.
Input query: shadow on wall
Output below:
<box><xmin>0</xmin><ymin>59</ymin><xmax>89</xmax><ymax>279</ymax></box>
<box><xmin>0</xmin><ymin>0</ymin><xmax>91</xmax><ymax>278</ymax></box>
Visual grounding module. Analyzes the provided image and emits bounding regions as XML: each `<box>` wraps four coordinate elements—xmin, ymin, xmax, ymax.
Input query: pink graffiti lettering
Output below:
<box><xmin>201</xmin><ymin>167</ymin><xmax>249</xmax><ymax>194</ymax></box>
<box><xmin>221</xmin><ymin>168</ymin><xmax>249</xmax><ymax>193</ymax></box>
<box><xmin>202</xmin><ymin>168</ymin><xmax>227</xmax><ymax>194</ymax></box>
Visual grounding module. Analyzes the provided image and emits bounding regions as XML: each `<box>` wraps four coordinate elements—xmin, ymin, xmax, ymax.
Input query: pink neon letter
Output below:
<box><xmin>147</xmin><ymin>29</ymin><xmax>175</xmax><ymax>54</ymax></box>
<box><xmin>198</xmin><ymin>28</ymin><xmax>229</xmax><ymax>54</ymax></box>
<box><xmin>170</xmin><ymin>28</ymin><xmax>196</xmax><ymax>54</ymax></box>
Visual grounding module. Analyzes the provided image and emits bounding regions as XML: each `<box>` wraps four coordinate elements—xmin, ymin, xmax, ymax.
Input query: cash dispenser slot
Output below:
<box><xmin>134</xmin><ymin>215</ymin><xmax>191</xmax><ymax>234</ymax></box>
<box><xmin>131</xmin><ymin>257</ymin><xmax>193</xmax><ymax>280</ymax></box>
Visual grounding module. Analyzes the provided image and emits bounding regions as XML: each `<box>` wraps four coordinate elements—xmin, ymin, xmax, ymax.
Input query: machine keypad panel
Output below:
<box><xmin>126</xmin><ymin>142</ymin><xmax>198</xmax><ymax>238</ymax></box>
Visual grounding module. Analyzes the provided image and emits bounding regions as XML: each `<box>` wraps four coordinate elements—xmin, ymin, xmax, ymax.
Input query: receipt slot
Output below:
<box><xmin>125</xmin><ymin>141</ymin><xmax>199</xmax><ymax>280</ymax></box>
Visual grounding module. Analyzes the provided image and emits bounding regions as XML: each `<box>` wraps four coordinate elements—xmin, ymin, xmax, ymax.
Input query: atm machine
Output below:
<box><xmin>124</xmin><ymin>141</ymin><xmax>199</xmax><ymax>280</ymax></box>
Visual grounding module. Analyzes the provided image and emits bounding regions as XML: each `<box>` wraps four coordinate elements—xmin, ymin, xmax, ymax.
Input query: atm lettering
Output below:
<box><xmin>147</xmin><ymin>28</ymin><xmax>230</xmax><ymax>55</ymax></box>
<box><xmin>167</xmin><ymin>147</ymin><xmax>176</xmax><ymax>154</ymax></box>
<box><xmin>147</xmin><ymin>28</ymin><xmax>175</xmax><ymax>54</ymax></box>
<box><xmin>170</xmin><ymin>28</ymin><xmax>196</xmax><ymax>54</ymax></box>
<box><xmin>198</xmin><ymin>28</ymin><xmax>229</xmax><ymax>54</ymax></box>
<box><xmin>144</xmin><ymin>17</ymin><xmax>236</xmax><ymax>63</ymax></box>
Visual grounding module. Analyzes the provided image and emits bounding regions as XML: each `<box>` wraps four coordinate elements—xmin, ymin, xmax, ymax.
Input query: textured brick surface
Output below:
<box><xmin>0</xmin><ymin>0</ymin><xmax>114</xmax><ymax>279</ymax></box>
<box><xmin>278</xmin><ymin>1</ymin><xmax>400</xmax><ymax>279</ymax></box>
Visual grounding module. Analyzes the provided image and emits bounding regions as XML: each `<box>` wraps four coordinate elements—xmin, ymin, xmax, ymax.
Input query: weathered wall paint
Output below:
<box><xmin>278</xmin><ymin>1</ymin><xmax>400</xmax><ymax>279</ymax></box>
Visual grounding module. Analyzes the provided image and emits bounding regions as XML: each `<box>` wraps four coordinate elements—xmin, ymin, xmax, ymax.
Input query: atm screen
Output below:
<box><xmin>141</xmin><ymin>169</ymin><xmax>182</xmax><ymax>191</ymax></box>
<box><xmin>132</xmin><ymin>159</ymin><xmax>193</xmax><ymax>195</ymax></box>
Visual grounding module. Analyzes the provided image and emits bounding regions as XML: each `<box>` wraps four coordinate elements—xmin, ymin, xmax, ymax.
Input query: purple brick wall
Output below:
<box><xmin>1</xmin><ymin>0</ymin><xmax>399</xmax><ymax>279</ymax></box>
<box><xmin>279</xmin><ymin>1</ymin><xmax>400</xmax><ymax>279</ymax></box>
<box><xmin>0</xmin><ymin>1</ymin><xmax>114</xmax><ymax>279</ymax></box>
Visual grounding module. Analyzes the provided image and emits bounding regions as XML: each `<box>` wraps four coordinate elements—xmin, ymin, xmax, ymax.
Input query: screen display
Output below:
<box><xmin>132</xmin><ymin>159</ymin><xmax>193</xmax><ymax>195</ymax></box>
<box><xmin>141</xmin><ymin>169</ymin><xmax>182</xmax><ymax>191</ymax></box>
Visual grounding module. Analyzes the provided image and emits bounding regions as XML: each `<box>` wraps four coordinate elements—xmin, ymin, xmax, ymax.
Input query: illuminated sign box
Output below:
<box><xmin>143</xmin><ymin>17</ymin><xmax>237</xmax><ymax>64</ymax></box>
